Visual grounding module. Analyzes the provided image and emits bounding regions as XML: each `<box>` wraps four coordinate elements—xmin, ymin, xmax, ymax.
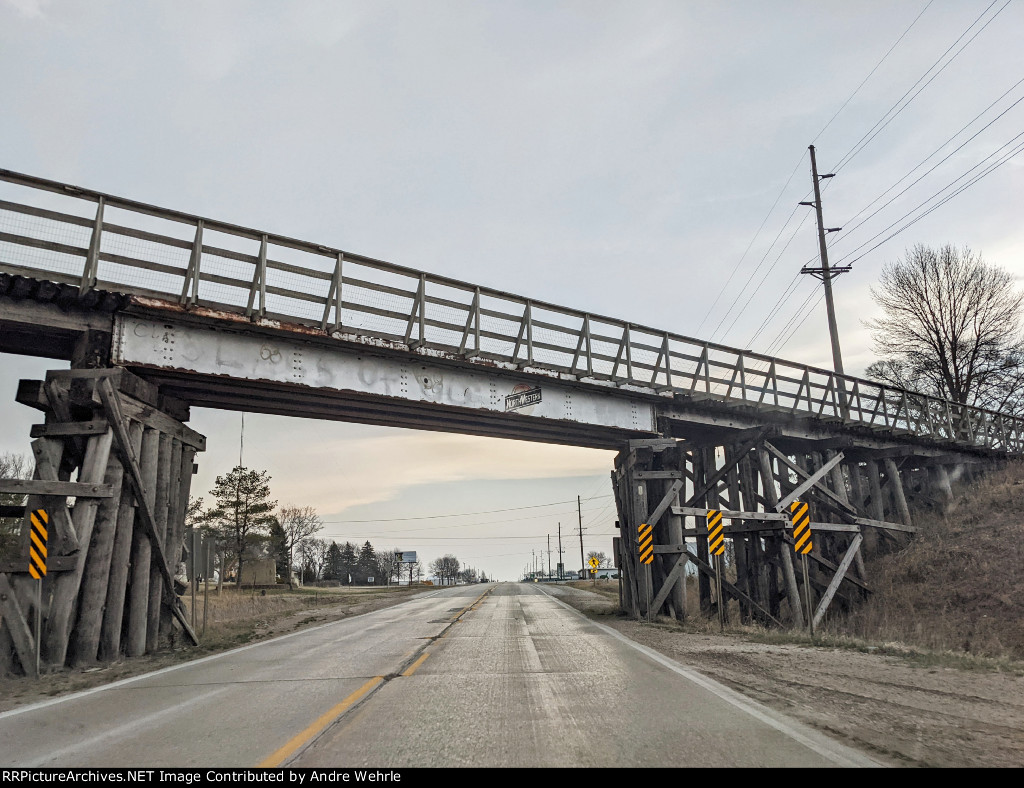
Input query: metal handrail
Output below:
<box><xmin>1</xmin><ymin>167</ymin><xmax>1021</xmax><ymax>453</ymax></box>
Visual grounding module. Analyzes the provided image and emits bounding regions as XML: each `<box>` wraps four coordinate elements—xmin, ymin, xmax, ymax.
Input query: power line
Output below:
<box><xmin>834</xmin><ymin>0</ymin><xmax>1009</xmax><ymax>173</ymax></box>
<box><xmin>812</xmin><ymin>0</ymin><xmax>935</xmax><ymax>144</ymax></box>
<box><xmin>829</xmin><ymin>77</ymin><xmax>1024</xmax><ymax>252</ymax></box>
<box><xmin>695</xmin><ymin>151</ymin><xmax>806</xmax><ymax>335</ymax></box>
<box><xmin>840</xmin><ymin>133</ymin><xmax>1024</xmax><ymax>268</ymax></box>
<box><xmin>322</xmin><ymin>495</ymin><xmax>612</xmax><ymax>523</ymax></box>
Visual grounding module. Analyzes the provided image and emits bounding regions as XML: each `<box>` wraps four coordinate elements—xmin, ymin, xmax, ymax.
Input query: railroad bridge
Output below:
<box><xmin>0</xmin><ymin>169</ymin><xmax>1017</xmax><ymax>675</ymax></box>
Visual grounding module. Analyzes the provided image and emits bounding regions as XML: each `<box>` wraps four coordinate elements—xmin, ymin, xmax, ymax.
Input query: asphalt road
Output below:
<box><xmin>0</xmin><ymin>583</ymin><xmax>878</xmax><ymax>768</ymax></box>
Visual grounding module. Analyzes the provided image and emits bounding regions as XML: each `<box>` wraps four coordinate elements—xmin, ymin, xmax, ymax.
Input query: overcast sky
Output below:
<box><xmin>2</xmin><ymin>0</ymin><xmax>1023</xmax><ymax>580</ymax></box>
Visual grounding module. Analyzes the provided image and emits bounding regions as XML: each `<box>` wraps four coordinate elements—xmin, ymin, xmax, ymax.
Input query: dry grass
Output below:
<box><xmin>830</xmin><ymin>462</ymin><xmax>1024</xmax><ymax>660</ymax></box>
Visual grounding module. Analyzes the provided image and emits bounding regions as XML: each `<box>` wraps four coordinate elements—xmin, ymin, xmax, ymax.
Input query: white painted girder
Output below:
<box><xmin>113</xmin><ymin>315</ymin><xmax>657</xmax><ymax>435</ymax></box>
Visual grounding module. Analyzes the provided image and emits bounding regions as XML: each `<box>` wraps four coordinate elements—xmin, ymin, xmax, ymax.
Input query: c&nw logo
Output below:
<box><xmin>505</xmin><ymin>384</ymin><xmax>542</xmax><ymax>413</ymax></box>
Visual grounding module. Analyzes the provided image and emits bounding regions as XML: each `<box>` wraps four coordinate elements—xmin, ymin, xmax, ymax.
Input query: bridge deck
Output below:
<box><xmin>0</xmin><ymin>168</ymin><xmax>1019</xmax><ymax>455</ymax></box>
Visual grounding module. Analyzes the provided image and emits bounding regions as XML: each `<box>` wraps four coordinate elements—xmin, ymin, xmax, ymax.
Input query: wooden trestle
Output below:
<box><xmin>611</xmin><ymin>429</ymin><xmax>987</xmax><ymax>627</ymax></box>
<box><xmin>0</xmin><ymin>368</ymin><xmax>205</xmax><ymax>676</ymax></box>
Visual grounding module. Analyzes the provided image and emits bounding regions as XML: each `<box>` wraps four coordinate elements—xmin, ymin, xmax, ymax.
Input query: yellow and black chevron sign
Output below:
<box><xmin>28</xmin><ymin>509</ymin><xmax>49</xmax><ymax>579</ymax></box>
<box><xmin>707</xmin><ymin>510</ymin><xmax>725</xmax><ymax>556</ymax></box>
<box><xmin>638</xmin><ymin>522</ymin><xmax>654</xmax><ymax>565</ymax></box>
<box><xmin>790</xmin><ymin>501</ymin><xmax>812</xmax><ymax>555</ymax></box>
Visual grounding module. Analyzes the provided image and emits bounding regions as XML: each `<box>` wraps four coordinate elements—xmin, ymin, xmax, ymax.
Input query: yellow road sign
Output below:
<box><xmin>638</xmin><ymin>522</ymin><xmax>653</xmax><ymax>565</ymax></box>
<box><xmin>790</xmin><ymin>501</ymin><xmax>812</xmax><ymax>554</ymax></box>
<box><xmin>28</xmin><ymin>509</ymin><xmax>48</xmax><ymax>579</ymax></box>
<box><xmin>707</xmin><ymin>510</ymin><xmax>725</xmax><ymax>556</ymax></box>
<box><xmin>588</xmin><ymin>556</ymin><xmax>599</xmax><ymax>569</ymax></box>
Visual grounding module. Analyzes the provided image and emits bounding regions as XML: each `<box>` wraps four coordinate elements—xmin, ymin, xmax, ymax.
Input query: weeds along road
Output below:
<box><xmin>0</xmin><ymin>584</ymin><xmax>877</xmax><ymax>768</ymax></box>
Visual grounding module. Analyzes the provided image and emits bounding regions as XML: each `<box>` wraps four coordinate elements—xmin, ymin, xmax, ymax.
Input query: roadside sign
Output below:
<box><xmin>588</xmin><ymin>556</ymin><xmax>599</xmax><ymax>569</ymax></box>
<box><xmin>28</xmin><ymin>509</ymin><xmax>48</xmax><ymax>579</ymax></box>
<box><xmin>790</xmin><ymin>501</ymin><xmax>812</xmax><ymax>554</ymax></box>
<box><xmin>707</xmin><ymin>509</ymin><xmax>725</xmax><ymax>556</ymax></box>
<box><xmin>638</xmin><ymin>522</ymin><xmax>653</xmax><ymax>565</ymax></box>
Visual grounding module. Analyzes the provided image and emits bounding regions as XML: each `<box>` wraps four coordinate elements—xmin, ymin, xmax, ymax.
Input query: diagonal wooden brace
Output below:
<box><xmin>97</xmin><ymin>379</ymin><xmax>199</xmax><ymax>647</ymax></box>
<box><xmin>685</xmin><ymin>548</ymin><xmax>782</xmax><ymax>627</ymax></box>
<box><xmin>0</xmin><ymin>572</ymin><xmax>38</xmax><ymax>678</ymax></box>
<box><xmin>645</xmin><ymin>479</ymin><xmax>683</xmax><ymax>528</ymax></box>
<box><xmin>683</xmin><ymin>428</ymin><xmax>772</xmax><ymax>508</ymax></box>
<box><xmin>812</xmin><ymin>533</ymin><xmax>864</xmax><ymax>629</ymax></box>
<box><xmin>648</xmin><ymin>552</ymin><xmax>688</xmax><ymax>616</ymax></box>
<box><xmin>765</xmin><ymin>442</ymin><xmax>858</xmax><ymax>517</ymax></box>
<box><xmin>775</xmin><ymin>451</ymin><xmax>845</xmax><ymax>512</ymax></box>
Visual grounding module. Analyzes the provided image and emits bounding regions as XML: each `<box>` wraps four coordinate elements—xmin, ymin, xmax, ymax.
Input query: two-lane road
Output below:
<box><xmin>0</xmin><ymin>584</ymin><xmax>878</xmax><ymax>767</ymax></box>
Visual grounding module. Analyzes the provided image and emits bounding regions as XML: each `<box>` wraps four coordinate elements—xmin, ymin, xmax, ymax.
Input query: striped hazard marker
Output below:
<box><xmin>28</xmin><ymin>509</ymin><xmax>49</xmax><ymax>579</ymax></box>
<box><xmin>707</xmin><ymin>510</ymin><xmax>725</xmax><ymax>556</ymax></box>
<box><xmin>790</xmin><ymin>501</ymin><xmax>812</xmax><ymax>554</ymax></box>
<box><xmin>638</xmin><ymin>522</ymin><xmax>654</xmax><ymax>565</ymax></box>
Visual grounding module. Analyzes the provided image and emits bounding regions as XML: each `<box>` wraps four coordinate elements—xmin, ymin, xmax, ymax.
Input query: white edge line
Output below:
<box><xmin>538</xmin><ymin>587</ymin><xmax>881</xmax><ymax>768</ymax></box>
<box><xmin>0</xmin><ymin>589</ymin><xmax>445</xmax><ymax>722</ymax></box>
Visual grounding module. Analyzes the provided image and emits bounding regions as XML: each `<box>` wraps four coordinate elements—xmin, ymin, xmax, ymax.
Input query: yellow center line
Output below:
<box><xmin>257</xmin><ymin>675</ymin><xmax>384</xmax><ymax>767</ymax></box>
<box><xmin>402</xmin><ymin>653</ymin><xmax>430</xmax><ymax>677</ymax></box>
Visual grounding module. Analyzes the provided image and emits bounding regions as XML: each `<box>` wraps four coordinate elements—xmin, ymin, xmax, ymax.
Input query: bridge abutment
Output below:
<box><xmin>0</xmin><ymin>367</ymin><xmax>204</xmax><ymax>676</ymax></box>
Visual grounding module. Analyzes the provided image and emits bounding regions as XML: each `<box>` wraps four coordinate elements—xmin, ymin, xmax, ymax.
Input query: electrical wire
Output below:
<box><xmin>834</xmin><ymin>0</ymin><xmax>1010</xmax><ymax>173</ymax></box>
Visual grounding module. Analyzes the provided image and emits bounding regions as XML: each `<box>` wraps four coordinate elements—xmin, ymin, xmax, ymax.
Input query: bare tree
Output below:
<box><xmin>866</xmin><ymin>244</ymin><xmax>1024</xmax><ymax>413</ymax></box>
<box><xmin>377</xmin><ymin>550</ymin><xmax>402</xmax><ymax>586</ymax></box>
<box><xmin>278</xmin><ymin>505</ymin><xmax>323</xmax><ymax>588</ymax></box>
<box><xmin>586</xmin><ymin>550</ymin><xmax>610</xmax><ymax>569</ymax></box>
<box><xmin>0</xmin><ymin>452</ymin><xmax>32</xmax><ymax>562</ymax></box>
<box><xmin>298</xmin><ymin>537</ymin><xmax>330</xmax><ymax>583</ymax></box>
<box><xmin>429</xmin><ymin>554</ymin><xmax>461</xmax><ymax>585</ymax></box>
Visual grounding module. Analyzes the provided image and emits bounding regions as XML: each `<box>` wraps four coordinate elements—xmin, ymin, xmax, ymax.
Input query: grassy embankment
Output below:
<box><xmin>569</xmin><ymin>461</ymin><xmax>1024</xmax><ymax>670</ymax></box>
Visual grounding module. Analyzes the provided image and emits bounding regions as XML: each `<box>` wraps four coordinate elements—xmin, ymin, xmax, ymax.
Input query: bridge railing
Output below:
<box><xmin>1</xmin><ymin>168</ymin><xmax>1021</xmax><ymax>453</ymax></box>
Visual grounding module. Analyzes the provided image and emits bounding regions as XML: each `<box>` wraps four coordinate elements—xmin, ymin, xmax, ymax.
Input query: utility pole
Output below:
<box><xmin>557</xmin><ymin>522</ymin><xmax>563</xmax><ymax>580</ymax></box>
<box><xmin>547</xmin><ymin>535</ymin><xmax>551</xmax><ymax>579</ymax></box>
<box><xmin>578</xmin><ymin>496</ymin><xmax>585</xmax><ymax>580</ymax></box>
<box><xmin>799</xmin><ymin>145</ymin><xmax>849</xmax><ymax>376</ymax></box>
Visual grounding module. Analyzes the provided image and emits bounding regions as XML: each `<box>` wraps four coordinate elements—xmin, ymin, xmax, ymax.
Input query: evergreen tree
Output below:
<box><xmin>355</xmin><ymin>540</ymin><xmax>378</xmax><ymax>585</ymax></box>
<box><xmin>204</xmin><ymin>466</ymin><xmax>277</xmax><ymax>587</ymax></box>
<box><xmin>268</xmin><ymin>517</ymin><xmax>288</xmax><ymax>581</ymax></box>
<box><xmin>324</xmin><ymin>541</ymin><xmax>342</xmax><ymax>581</ymax></box>
<box><xmin>338</xmin><ymin>542</ymin><xmax>357</xmax><ymax>585</ymax></box>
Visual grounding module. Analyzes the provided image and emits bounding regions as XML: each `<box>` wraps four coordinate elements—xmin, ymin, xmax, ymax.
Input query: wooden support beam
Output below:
<box><xmin>757</xmin><ymin>448</ymin><xmax>803</xmax><ymax>627</ymax></box>
<box><xmin>30</xmin><ymin>420</ymin><xmax>109</xmax><ymax>438</ymax></box>
<box><xmin>852</xmin><ymin>516</ymin><xmax>917</xmax><ymax>534</ymax></box>
<box><xmin>0</xmin><ymin>479</ymin><xmax>113</xmax><ymax>498</ymax></box>
<box><xmin>812</xmin><ymin>534</ymin><xmax>863</xmax><ymax>629</ymax></box>
<box><xmin>97</xmin><ymin>379</ymin><xmax>199</xmax><ymax>647</ymax></box>
<box><xmin>684</xmin><ymin>548</ymin><xmax>782</xmax><ymax>627</ymax></box>
<box><xmin>764</xmin><ymin>442</ymin><xmax>858</xmax><ymax>516</ymax></box>
<box><xmin>884</xmin><ymin>458</ymin><xmax>914</xmax><ymax>527</ymax></box>
<box><xmin>682</xmin><ymin>428</ymin><xmax>770</xmax><ymax>508</ymax></box>
<box><xmin>780</xmin><ymin>532</ymin><xmax>871</xmax><ymax>593</ymax></box>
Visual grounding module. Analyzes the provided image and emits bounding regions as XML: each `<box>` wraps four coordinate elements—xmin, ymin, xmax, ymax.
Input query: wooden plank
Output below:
<box><xmin>758</xmin><ymin>448</ymin><xmax>803</xmax><ymax>627</ymax></box>
<box><xmin>0</xmin><ymin>573</ymin><xmax>38</xmax><ymax>677</ymax></box>
<box><xmin>674</xmin><ymin>506</ymin><xmax>788</xmax><ymax>521</ymax></box>
<box><xmin>0</xmin><ymin>556</ymin><xmax>76</xmax><ymax>573</ymax></box>
<box><xmin>146</xmin><ymin>433</ymin><xmax>173</xmax><ymax>653</ymax></box>
<box><xmin>853</xmin><ymin>516</ymin><xmax>917</xmax><ymax>534</ymax></box>
<box><xmin>28</xmin><ymin>438</ymin><xmax>79</xmax><ymax>554</ymax></box>
<box><xmin>100</xmin><ymin>420</ymin><xmax>143</xmax><ymax>661</ymax></box>
<box><xmin>812</xmin><ymin>534</ymin><xmax>864</xmax><ymax>629</ymax></box>
<box><xmin>0</xmin><ymin>479</ymin><xmax>113</xmax><ymax>498</ymax></box>
<box><xmin>633</xmin><ymin>470</ymin><xmax>685</xmax><ymax>480</ymax></box>
<box><xmin>30</xmin><ymin>420</ymin><xmax>109</xmax><ymax>438</ymax></box>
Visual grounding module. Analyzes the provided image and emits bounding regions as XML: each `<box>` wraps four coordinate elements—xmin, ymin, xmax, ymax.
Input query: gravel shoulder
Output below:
<box><xmin>544</xmin><ymin>583</ymin><xmax>1024</xmax><ymax>768</ymax></box>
